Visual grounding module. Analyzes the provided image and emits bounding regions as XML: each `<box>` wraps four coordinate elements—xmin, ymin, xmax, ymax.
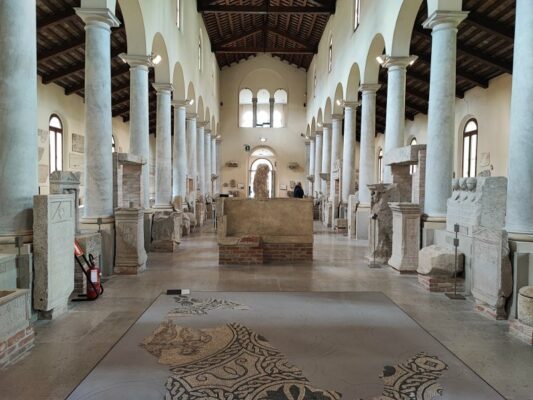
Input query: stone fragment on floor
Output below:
<box><xmin>151</xmin><ymin>210</ymin><xmax>182</xmax><ymax>252</ymax></box>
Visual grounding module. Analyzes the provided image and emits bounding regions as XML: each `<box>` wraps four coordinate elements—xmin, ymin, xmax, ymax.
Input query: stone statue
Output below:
<box><xmin>253</xmin><ymin>165</ymin><xmax>270</xmax><ymax>199</ymax></box>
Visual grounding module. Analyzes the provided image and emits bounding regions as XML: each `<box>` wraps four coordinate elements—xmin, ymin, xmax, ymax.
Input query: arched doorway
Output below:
<box><xmin>248</xmin><ymin>147</ymin><xmax>276</xmax><ymax>198</ymax></box>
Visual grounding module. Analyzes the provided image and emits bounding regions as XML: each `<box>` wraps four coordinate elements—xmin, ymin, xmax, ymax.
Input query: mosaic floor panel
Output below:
<box><xmin>67</xmin><ymin>292</ymin><xmax>504</xmax><ymax>400</ymax></box>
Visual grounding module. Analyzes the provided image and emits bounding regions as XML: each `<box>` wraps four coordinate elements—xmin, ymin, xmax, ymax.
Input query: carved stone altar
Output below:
<box><xmin>115</xmin><ymin>208</ymin><xmax>147</xmax><ymax>274</ymax></box>
<box><xmin>151</xmin><ymin>210</ymin><xmax>182</xmax><ymax>252</ymax></box>
<box><xmin>388</xmin><ymin>202</ymin><xmax>420</xmax><ymax>272</ymax></box>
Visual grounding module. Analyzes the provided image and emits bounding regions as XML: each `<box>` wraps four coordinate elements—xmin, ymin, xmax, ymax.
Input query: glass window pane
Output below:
<box><xmin>274</xmin><ymin>89</ymin><xmax>287</xmax><ymax>104</ymax></box>
<box><xmin>49</xmin><ymin>116</ymin><xmax>62</xmax><ymax>129</ymax></box>
<box><xmin>49</xmin><ymin>132</ymin><xmax>56</xmax><ymax>173</ymax></box>
<box><xmin>57</xmin><ymin>132</ymin><xmax>63</xmax><ymax>171</ymax></box>
<box><xmin>257</xmin><ymin>89</ymin><xmax>270</xmax><ymax>104</ymax></box>
<box><xmin>463</xmin><ymin>136</ymin><xmax>470</xmax><ymax>177</ymax></box>
<box><xmin>465</xmin><ymin>120</ymin><xmax>477</xmax><ymax>132</ymax></box>
<box><xmin>470</xmin><ymin>134</ymin><xmax>477</xmax><ymax>177</ymax></box>
<box><xmin>239</xmin><ymin>88</ymin><xmax>253</xmax><ymax>104</ymax></box>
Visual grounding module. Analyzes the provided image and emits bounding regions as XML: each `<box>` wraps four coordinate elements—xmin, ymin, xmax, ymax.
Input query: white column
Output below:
<box><xmin>381</xmin><ymin>55</ymin><xmax>417</xmax><ymax>183</ymax></box>
<box><xmin>152</xmin><ymin>83</ymin><xmax>173</xmax><ymax>208</ymax></box>
<box><xmin>341</xmin><ymin>105</ymin><xmax>357</xmax><ymax>204</ymax></box>
<box><xmin>205</xmin><ymin>129</ymin><xmax>212</xmax><ymax>196</ymax></box>
<box><xmin>330</xmin><ymin>115</ymin><xmax>343</xmax><ymax>218</ymax></box>
<box><xmin>215</xmin><ymin>138</ymin><xmax>222</xmax><ymax>194</ymax></box>
<box><xmin>321</xmin><ymin>124</ymin><xmax>331</xmax><ymax>195</ymax></box>
<box><xmin>309</xmin><ymin>138</ymin><xmax>315</xmax><ymax>195</ymax></box>
<box><xmin>197</xmin><ymin>122</ymin><xmax>206</xmax><ymax>198</ymax></box>
<box><xmin>0</xmin><ymin>0</ymin><xmax>37</xmax><ymax>238</ymax></box>
<box><xmin>211</xmin><ymin>136</ymin><xmax>217</xmax><ymax>194</ymax></box>
<box><xmin>119</xmin><ymin>54</ymin><xmax>152</xmax><ymax>208</ymax></box>
<box><xmin>76</xmin><ymin>8</ymin><xmax>120</xmax><ymax>218</ymax></box>
<box><xmin>186</xmin><ymin>114</ymin><xmax>197</xmax><ymax>196</ymax></box>
<box><xmin>423</xmin><ymin>11</ymin><xmax>468</xmax><ymax>218</ymax></box>
<box><xmin>172</xmin><ymin>100</ymin><xmax>188</xmax><ymax>201</ymax></box>
<box><xmin>314</xmin><ymin>132</ymin><xmax>323</xmax><ymax>197</ymax></box>
<box><xmin>359</xmin><ymin>84</ymin><xmax>381</xmax><ymax>206</ymax></box>
<box><xmin>506</xmin><ymin>0</ymin><xmax>533</xmax><ymax>237</ymax></box>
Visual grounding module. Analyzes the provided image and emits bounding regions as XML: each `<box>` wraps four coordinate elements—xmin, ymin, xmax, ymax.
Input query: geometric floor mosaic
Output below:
<box><xmin>67</xmin><ymin>292</ymin><xmax>504</xmax><ymax>400</ymax></box>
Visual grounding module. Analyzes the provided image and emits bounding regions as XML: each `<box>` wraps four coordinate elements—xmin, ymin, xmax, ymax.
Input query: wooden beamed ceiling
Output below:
<box><xmin>200</xmin><ymin>0</ymin><xmax>335</xmax><ymax>69</ymax></box>
<box><xmin>36</xmin><ymin>0</ymin><xmax>515</xmax><ymax>139</ymax></box>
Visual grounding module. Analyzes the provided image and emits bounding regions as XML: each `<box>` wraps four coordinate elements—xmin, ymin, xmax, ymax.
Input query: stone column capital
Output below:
<box><xmin>119</xmin><ymin>53</ymin><xmax>153</xmax><ymax>70</ymax></box>
<box><xmin>252</xmin><ymin>97</ymin><xmax>258</xmax><ymax>103</ymax></box>
<box><xmin>423</xmin><ymin>10</ymin><xmax>469</xmax><ymax>31</ymax></box>
<box><xmin>152</xmin><ymin>82</ymin><xmax>174</xmax><ymax>94</ymax></box>
<box><xmin>172</xmin><ymin>99</ymin><xmax>189</xmax><ymax>108</ymax></box>
<box><xmin>269</xmin><ymin>97</ymin><xmax>275</xmax><ymax>103</ymax></box>
<box><xmin>186</xmin><ymin>112</ymin><xmax>197</xmax><ymax>120</ymax></box>
<box><xmin>342</xmin><ymin>101</ymin><xmax>361</xmax><ymax>110</ymax></box>
<box><xmin>331</xmin><ymin>113</ymin><xmax>344</xmax><ymax>121</ymax></box>
<box><xmin>323</xmin><ymin>122</ymin><xmax>332</xmax><ymax>129</ymax></box>
<box><xmin>314</xmin><ymin>130</ymin><xmax>323</xmax><ymax>136</ymax></box>
<box><xmin>75</xmin><ymin>8</ymin><xmax>120</xmax><ymax>29</ymax></box>
<box><xmin>359</xmin><ymin>83</ymin><xmax>382</xmax><ymax>94</ymax></box>
<box><xmin>205</xmin><ymin>129</ymin><xmax>212</xmax><ymax>135</ymax></box>
<box><xmin>378</xmin><ymin>55</ymin><xmax>418</xmax><ymax>71</ymax></box>
<box><xmin>197</xmin><ymin>121</ymin><xmax>209</xmax><ymax>128</ymax></box>
<box><xmin>216</xmin><ymin>138</ymin><xmax>222</xmax><ymax>144</ymax></box>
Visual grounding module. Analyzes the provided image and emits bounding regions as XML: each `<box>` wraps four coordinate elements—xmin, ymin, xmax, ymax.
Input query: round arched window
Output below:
<box><xmin>462</xmin><ymin>119</ymin><xmax>478</xmax><ymax>177</ymax></box>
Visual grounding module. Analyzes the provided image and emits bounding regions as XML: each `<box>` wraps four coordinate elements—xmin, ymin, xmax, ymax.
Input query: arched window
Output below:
<box><xmin>249</xmin><ymin>158</ymin><xmax>273</xmax><ymax>198</ymax></box>
<box><xmin>49</xmin><ymin>115</ymin><xmax>63</xmax><ymax>173</ymax></box>
<box><xmin>198</xmin><ymin>33</ymin><xmax>203</xmax><ymax>71</ymax></box>
<box><xmin>409</xmin><ymin>137</ymin><xmax>417</xmax><ymax>175</ymax></box>
<box><xmin>176</xmin><ymin>0</ymin><xmax>181</xmax><ymax>29</ymax></box>
<box><xmin>462</xmin><ymin>119</ymin><xmax>478</xmax><ymax>177</ymax></box>
<box><xmin>328</xmin><ymin>36</ymin><xmax>333</xmax><ymax>73</ymax></box>
<box><xmin>353</xmin><ymin>0</ymin><xmax>361</xmax><ymax>31</ymax></box>
<box><xmin>378</xmin><ymin>148</ymin><xmax>383</xmax><ymax>183</ymax></box>
<box><xmin>273</xmin><ymin>89</ymin><xmax>287</xmax><ymax>128</ymax></box>
<box><xmin>256</xmin><ymin>88</ymin><xmax>271</xmax><ymax>127</ymax></box>
<box><xmin>239</xmin><ymin>88</ymin><xmax>253</xmax><ymax>128</ymax></box>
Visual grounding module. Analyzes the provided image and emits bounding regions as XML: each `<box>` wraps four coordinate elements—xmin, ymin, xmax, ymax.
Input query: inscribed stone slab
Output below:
<box><xmin>72</xmin><ymin>133</ymin><xmax>84</xmax><ymax>153</ymax></box>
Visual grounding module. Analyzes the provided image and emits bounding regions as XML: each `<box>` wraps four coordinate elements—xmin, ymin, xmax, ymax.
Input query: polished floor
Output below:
<box><xmin>0</xmin><ymin>223</ymin><xmax>532</xmax><ymax>400</ymax></box>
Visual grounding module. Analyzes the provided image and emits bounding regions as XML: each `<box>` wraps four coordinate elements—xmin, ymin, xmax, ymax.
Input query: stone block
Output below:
<box><xmin>417</xmin><ymin>245</ymin><xmax>464</xmax><ymax>276</ymax></box>
<box><xmin>113</xmin><ymin>153</ymin><xmax>146</xmax><ymax>209</ymax></box>
<box><xmin>367</xmin><ymin>184</ymin><xmax>400</xmax><ymax>264</ymax></box>
<box><xmin>115</xmin><ymin>208</ymin><xmax>147</xmax><ymax>274</ymax></box>
<box><xmin>518</xmin><ymin>286</ymin><xmax>533</xmax><ymax>326</ymax></box>
<box><xmin>509</xmin><ymin>319</ymin><xmax>533</xmax><ymax>346</ymax></box>
<box><xmin>388</xmin><ymin>203</ymin><xmax>420</xmax><ymax>272</ymax></box>
<box><xmin>151</xmin><ymin>210</ymin><xmax>182</xmax><ymax>252</ymax></box>
<box><xmin>471</xmin><ymin>227</ymin><xmax>513</xmax><ymax>320</ymax></box>
<box><xmin>347</xmin><ymin>194</ymin><xmax>359</xmax><ymax>239</ymax></box>
<box><xmin>74</xmin><ymin>232</ymin><xmax>102</xmax><ymax>294</ymax></box>
<box><xmin>0</xmin><ymin>254</ymin><xmax>17</xmax><ymax>290</ymax></box>
<box><xmin>418</xmin><ymin>274</ymin><xmax>465</xmax><ymax>293</ymax></box>
<box><xmin>49</xmin><ymin>171</ymin><xmax>81</xmax><ymax>233</ymax></box>
<box><xmin>33</xmin><ymin>194</ymin><xmax>75</xmax><ymax>318</ymax></box>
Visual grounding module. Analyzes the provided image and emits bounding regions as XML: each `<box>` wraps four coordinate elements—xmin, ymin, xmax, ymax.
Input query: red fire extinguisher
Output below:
<box><xmin>73</xmin><ymin>241</ymin><xmax>104</xmax><ymax>301</ymax></box>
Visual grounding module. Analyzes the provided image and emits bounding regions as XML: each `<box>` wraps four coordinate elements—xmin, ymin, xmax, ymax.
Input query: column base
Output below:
<box><xmin>509</xmin><ymin>319</ymin><xmax>533</xmax><ymax>346</ymax></box>
<box><xmin>422</xmin><ymin>216</ymin><xmax>446</xmax><ymax>247</ymax></box>
<box><xmin>0</xmin><ymin>231</ymin><xmax>33</xmax><ymax>246</ymax></box>
<box><xmin>79</xmin><ymin>217</ymin><xmax>115</xmax><ymax>277</ymax></box>
<box><xmin>355</xmin><ymin>205</ymin><xmax>370</xmax><ymax>240</ymax></box>
<box><xmin>152</xmin><ymin>204</ymin><xmax>173</xmax><ymax>210</ymax></box>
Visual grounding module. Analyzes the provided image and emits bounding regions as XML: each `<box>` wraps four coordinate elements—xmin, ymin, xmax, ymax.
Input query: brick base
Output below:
<box><xmin>418</xmin><ymin>274</ymin><xmax>465</xmax><ymax>293</ymax></box>
<box><xmin>0</xmin><ymin>326</ymin><xmax>35</xmax><ymax>369</ymax></box>
<box><xmin>219</xmin><ymin>237</ymin><xmax>312</xmax><ymax>265</ymax></box>
<box><xmin>509</xmin><ymin>319</ymin><xmax>533</xmax><ymax>345</ymax></box>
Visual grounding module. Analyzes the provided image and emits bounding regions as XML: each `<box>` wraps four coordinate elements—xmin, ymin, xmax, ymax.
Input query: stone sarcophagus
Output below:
<box><xmin>33</xmin><ymin>194</ymin><xmax>75</xmax><ymax>319</ymax></box>
<box><xmin>218</xmin><ymin>198</ymin><xmax>313</xmax><ymax>264</ymax></box>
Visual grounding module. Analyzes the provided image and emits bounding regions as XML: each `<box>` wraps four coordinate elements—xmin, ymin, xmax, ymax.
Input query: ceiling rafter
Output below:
<box><xmin>37</xmin><ymin>9</ymin><xmax>76</xmax><ymax>30</ymax></box>
<box><xmin>214</xmin><ymin>47</ymin><xmax>315</xmax><ymax>54</ymax></box>
<box><xmin>416</xmin><ymin>53</ymin><xmax>488</xmax><ymax>88</ymax></box>
<box><xmin>198</xmin><ymin>5</ymin><xmax>335</xmax><ymax>15</ymax></box>
<box><xmin>464</xmin><ymin>11</ymin><xmax>514</xmax><ymax>42</ymax></box>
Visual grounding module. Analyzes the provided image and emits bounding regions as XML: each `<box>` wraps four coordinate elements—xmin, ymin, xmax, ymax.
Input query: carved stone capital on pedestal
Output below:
<box><xmin>75</xmin><ymin>7</ymin><xmax>120</xmax><ymax>28</ymax></box>
<box><xmin>205</xmin><ymin>129</ymin><xmax>212</xmax><ymax>136</ymax></box>
<box><xmin>331</xmin><ymin>113</ymin><xmax>344</xmax><ymax>121</ymax></box>
<box><xmin>119</xmin><ymin>53</ymin><xmax>153</xmax><ymax>70</ymax></box>
<box><xmin>423</xmin><ymin>10</ymin><xmax>469</xmax><ymax>31</ymax></box>
<box><xmin>215</xmin><ymin>138</ymin><xmax>222</xmax><ymax>144</ymax></box>
<box><xmin>197</xmin><ymin>120</ymin><xmax>209</xmax><ymax>128</ymax></box>
<box><xmin>314</xmin><ymin>130</ymin><xmax>323</xmax><ymax>137</ymax></box>
<box><xmin>323</xmin><ymin>123</ymin><xmax>332</xmax><ymax>129</ymax></box>
<box><xmin>152</xmin><ymin>82</ymin><xmax>174</xmax><ymax>94</ymax></box>
<box><xmin>359</xmin><ymin>83</ymin><xmax>382</xmax><ymax>95</ymax></box>
<box><xmin>186</xmin><ymin>112</ymin><xmax>197</xmax><ymax>120</ymax></box>
<box><xmin>378</xmin><ymin>55</ymin><xmax>418</xmax><ymax>71</ymax></box>
<box><xmin>341</xmin><ymin>101</ymin><xmax>360</xmax><ymax>110</ymax></box>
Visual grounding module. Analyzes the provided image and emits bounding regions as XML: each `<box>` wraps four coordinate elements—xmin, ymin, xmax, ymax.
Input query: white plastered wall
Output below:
<box><xmin>218</xmin><ymin>54</ymin><xmax>308</xmax><ymax>198</ymax></box>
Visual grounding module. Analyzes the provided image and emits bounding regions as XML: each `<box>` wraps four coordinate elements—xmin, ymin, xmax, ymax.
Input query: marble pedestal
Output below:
<box><xmin>509</xmin><ymin>238</ymin><xmax>533</xmax><ymax>319</ymax></box>
<box><xmin>356</xmin><ymin>205</ymin><xmax>370</xmax><ymax>240</ymax></box>
<box><xmin>151</xmin><ymin>210</ymin><xmax>182</xmax><ymax>252</ymax></box>
<box><xmin>388</xmin><ymin>203</ymin><xmax>420</xmax><ymax>273</ymax></box>
<box><xmin>143</xmin><ymin>209</ymin><xmax>154</xmax><ymax>253</ymax></box>
<box><xmin>114</xmin><ymin>208</ymin><xmax>147</xmax><ymax>275</ymax></box>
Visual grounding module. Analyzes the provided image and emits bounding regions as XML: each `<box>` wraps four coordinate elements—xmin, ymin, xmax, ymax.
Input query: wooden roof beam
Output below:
<box><xmin>65</xmin><ymin>65</ymin><xmax>131</xmax><ymax>95</ymax></box>
<box><xmin>37</xmin><ymin>9</ymin><xmax>76</xmax><ymax>30</ymax></box>
<box><xmin>214</xmin><ymin>47</ymin><xmax>315</xmax><ymax>54</ymax></box>
<box><xmin>267</xmin><ymin>26</ymin><xmax>317</xmax><ymax>50</ymax></box>
<box><xmin>465</xmin><ymin>12</ymin><xmax>514</xmax><ymax>42</ymax></box>
<box><xmin>414</xmin><ymin>27</ymin><xmax>512</xmax><ymax>74</ymax></box>
<box><xmin>198</xmin><ymin>5</ymin><xmax>335</xmax><ymax>15</ymax></box>
<box><xmin>416</xmin><ymin>53</ymin><xmax>488</xmax><ymax>88</ymax></box>
<box><xmin>212</xmin><ymin>27</ymin><xmax>262</xmax><ymax>49</ymax></box>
